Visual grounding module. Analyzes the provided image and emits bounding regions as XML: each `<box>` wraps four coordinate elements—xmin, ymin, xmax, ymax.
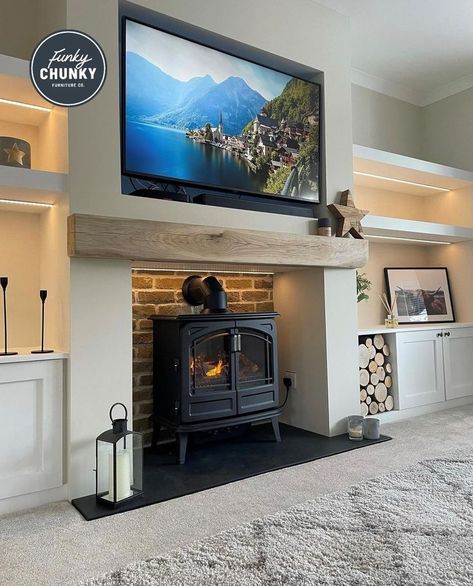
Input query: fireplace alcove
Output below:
<box><xmin>68</xmin><ymin>214</ymin><xmax>380</xmax><ymax>520</ymax></box>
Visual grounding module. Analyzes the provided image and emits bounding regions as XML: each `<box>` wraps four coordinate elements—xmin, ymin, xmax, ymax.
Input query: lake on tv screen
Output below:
<box><xmin>125</xmin><ymin>20</ymin><xmax>320</xmax><ymax>201</ymax></box>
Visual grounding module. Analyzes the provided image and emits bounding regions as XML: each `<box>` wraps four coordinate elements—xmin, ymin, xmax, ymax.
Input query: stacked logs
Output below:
<box><xmin>359</xmin><ymin>334</ymin><xmax>394</xmax><ymax>416</ymax></box>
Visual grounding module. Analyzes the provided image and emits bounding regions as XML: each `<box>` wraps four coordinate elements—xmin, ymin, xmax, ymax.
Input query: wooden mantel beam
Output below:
<box><xmin>67</xmin><ymin>214</ymin><xmax>368</xmax><ymax>269</ymax></box>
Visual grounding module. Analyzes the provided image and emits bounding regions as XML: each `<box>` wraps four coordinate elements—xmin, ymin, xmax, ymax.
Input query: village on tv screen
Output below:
<box><xmin>124</xmin><ymin>19</ymin><xmax>321</xmax><ymax>202</ymax></box>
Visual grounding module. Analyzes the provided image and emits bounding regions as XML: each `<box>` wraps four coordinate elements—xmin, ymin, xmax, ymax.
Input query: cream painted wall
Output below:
<box><xmin>422</xmin><ymin>87</ymin><xmax>473</xmax><ymax>173</ymax></box>
<box><xmin>275</xmin><ymin>268</ymin><xmax>359</xmax><ymax>436</ymax></box>
<box><xmin>351</xmin><ymin>84</ymin><xmax>423</xmax><ymax>158</ymax></box>
<box><xmin>357</xmin><ymin>242</ymin><xmax>431</xmax><ymax>328</ymax></box>
<box><xmin>0</xmin><ymin>0</ymin><xmax>66</xmax><ymax>59</ymax></box>
<box><xmin>0</xmin><ymin>211</ymin><xmax>41</xmax><ymax>348</ymax></box>
<box><xmin>39</xmin><ymin>199</ymin><xmax>70</xmax><ymax>352</ymax></box>
<box><xmin>69</xmin><ymin>259</ymin><xmax>131</xmax><ymax>498</ymax></box>
<box><xmin>428</xmin><ymin>242</ymin><xmax>473</xmax><ymax>323</ymax></box>
<box><xmin>64</xmin><ymin>0</ymin><xmax>355</xmax><ymax>497</ymax></box>
<box><xmin>0</xmin><ymin>0</ymin><xmax>38</xmax><ymax>59</ymax></box>
<box><xmin>66</xmin><ymin>0</ymin><xmax>353</xmax><ymax>228</ymax></box>
<box><xmin>355</xmin><ymin>185</ymin><xmax>426</xmax><ymax>221</ymax></box>
<box><xmin>423</xmin><ymin>187</ymin><xmax>473</xmax><ymax>228</ymax></box>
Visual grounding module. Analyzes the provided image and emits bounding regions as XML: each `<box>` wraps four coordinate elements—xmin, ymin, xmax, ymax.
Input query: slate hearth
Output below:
<box><xmin>72</xmin><ymin>423</ymin><xmax>391</xmax><ymax>520</ymax></box>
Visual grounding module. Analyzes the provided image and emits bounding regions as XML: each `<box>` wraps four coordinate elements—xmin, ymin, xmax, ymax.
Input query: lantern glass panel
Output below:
<box><xmin>97</xmin><ymin>432</ymin><xmax>143</xmax><ymax>504</ymax></box>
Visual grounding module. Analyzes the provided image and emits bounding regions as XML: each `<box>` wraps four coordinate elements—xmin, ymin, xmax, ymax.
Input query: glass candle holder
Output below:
<box><xmin>347</xmin><ymin>415</ymin><xmax>364</xmax><ymax>441</ymax></box>
<box><xmin>363</xmin><ymin>417</ymin><xmax>380</xmax><ymax>440</ymax></box>
<box><xmin>384</xmin><ymin>314</ymin><xmax>399</xmax><ymax>328</ymax></box>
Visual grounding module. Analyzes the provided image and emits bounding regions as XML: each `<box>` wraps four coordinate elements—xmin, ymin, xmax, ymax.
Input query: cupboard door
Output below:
<box><xmin>396</xmin><ymin>330</ymin><xmax>445</xmax><ymax>409</ymax></box>
<box><xmin>443</xmin><ymin>327</ymin><xmax>473</xmax><ymax>400</ymax></box>
<box><xmin>0</xmin><ymin>359</ymin><xmax>64</xmax><ymax>500</ymax></box>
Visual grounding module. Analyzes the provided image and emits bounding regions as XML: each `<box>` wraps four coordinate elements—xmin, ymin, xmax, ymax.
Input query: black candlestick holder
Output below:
<box><xmin>31</xmin><ymin>289</ymin><xmax>54</xmax><ymax>354</ymax></box>
<box><xmin>1</xmin><ymin>277</ymin><xmax>17</xmax><ymax>356</ymax></box>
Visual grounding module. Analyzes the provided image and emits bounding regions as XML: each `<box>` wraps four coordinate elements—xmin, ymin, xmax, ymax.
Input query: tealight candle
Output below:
<box><xmin>347</xmin><ymin>415</ymin><xmax>364</xmax><ymax>441</ymax></box>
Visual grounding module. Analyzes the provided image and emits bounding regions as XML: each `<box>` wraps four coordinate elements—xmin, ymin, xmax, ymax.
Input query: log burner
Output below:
<box><xmin>151</xmin><ymin>276</ymin><xmax>281</xmax><ymax>463</ymax></box>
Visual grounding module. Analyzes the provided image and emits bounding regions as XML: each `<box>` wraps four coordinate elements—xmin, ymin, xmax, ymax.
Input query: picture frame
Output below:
<box><xmin>384</xmin><ymin>267</ymin><xmax>455</xmax><ymax>324</ymax></box>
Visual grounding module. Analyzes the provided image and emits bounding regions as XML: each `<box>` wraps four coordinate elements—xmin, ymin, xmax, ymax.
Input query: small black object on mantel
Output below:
<box><xmin>32</xmin><ymin>290</ymin><xmax>54</xmax><ymax>354</ymax></box>
<box><xmin>0</xmin><ymin>277</ymin><xmax>17</xmax><ymax>356</ymax></box>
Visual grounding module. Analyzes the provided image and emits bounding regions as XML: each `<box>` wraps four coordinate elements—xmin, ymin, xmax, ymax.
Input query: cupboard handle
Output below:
<box><xmin>436</xmin><ymin>332</ymin><xmax>443</xmax><ymax>338</ymax></box>
<box><xmin>445</xmin><ymin>331</ymin><xmax>450</xmax><ymax>337</ymax></box>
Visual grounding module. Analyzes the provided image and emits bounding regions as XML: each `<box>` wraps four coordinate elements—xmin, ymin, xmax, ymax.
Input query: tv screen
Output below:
<box><xmin>123</xmin><ymin>18</ymin><xmax>321</xmax><ymax>203</ymax></box>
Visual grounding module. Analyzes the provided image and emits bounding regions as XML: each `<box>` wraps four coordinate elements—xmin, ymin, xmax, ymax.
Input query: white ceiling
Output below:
<box><xmin>315</xmin><ymin>0</ymin><xmax>473</xmax><ymax>106</ymax></box>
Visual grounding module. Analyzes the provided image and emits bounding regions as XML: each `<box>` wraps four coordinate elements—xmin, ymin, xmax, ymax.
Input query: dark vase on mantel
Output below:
<box><xmin>0</xmin><ymin>277</ymin><xmax>17</xmax><ymax>356</ymax></box>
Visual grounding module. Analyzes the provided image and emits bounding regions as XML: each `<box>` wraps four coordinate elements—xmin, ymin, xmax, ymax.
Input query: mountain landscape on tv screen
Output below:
<box><xmin>125</xmin><ymin>48</ymin><xmax>320</xmax><ymax>201</ymax></box>
<box><xmin>126</xmin><ymin>52</ymin><xmax>266</xmax><ymax>135</ymax></box>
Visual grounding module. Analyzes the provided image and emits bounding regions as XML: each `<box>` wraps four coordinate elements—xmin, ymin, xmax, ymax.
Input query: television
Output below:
<box><xmin>122</xmin><ymin>18</ymin><xmax>321</xmax><ymax>204</ymax></box>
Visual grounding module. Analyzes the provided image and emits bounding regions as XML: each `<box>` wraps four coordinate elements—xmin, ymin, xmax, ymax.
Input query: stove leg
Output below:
<box><xmin>178</xmin><ymin>432</ymin><xmax>188</xmax><ymax>464</ymax></box>
<box><xmin>271</xmin><ymin>416</ymin><xmax>281</xmax><ymax>442</ymax></box>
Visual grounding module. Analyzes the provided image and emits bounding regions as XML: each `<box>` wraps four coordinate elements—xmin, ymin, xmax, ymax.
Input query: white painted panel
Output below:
<box><xmin>0</xmin><ymin>378</ymin><xmax>42</xmax><ymax>475</ymax></box>
<box><xmin>0</xmin><ymin>359</ymin><xmax>64</xmax><ymax>500</ymax></box>
<box><xmin>444</xmin><ymin>327</ymin><xmax>473</xmax><ymax>400</ymax></box>
<box><xmin>397</xmin><ymin>330</ymin><xmax>445</xmax><ymax>409</ymax></box>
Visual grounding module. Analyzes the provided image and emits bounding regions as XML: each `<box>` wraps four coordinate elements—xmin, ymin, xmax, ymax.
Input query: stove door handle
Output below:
<box><xmin>231</xmin><ymin>333</ymin><xmax>242</xmax><ymax>353</ymax></box>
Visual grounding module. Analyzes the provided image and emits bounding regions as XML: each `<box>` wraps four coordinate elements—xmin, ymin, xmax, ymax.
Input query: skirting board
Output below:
<box><xmin>0</xmin><ymin>484</ymin><xmax>67</xmax><ymax>516</ymax></box>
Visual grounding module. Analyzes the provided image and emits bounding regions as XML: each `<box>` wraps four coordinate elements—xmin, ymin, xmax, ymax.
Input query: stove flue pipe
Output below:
<box><xmin>182</xmin><ymin>275</ymin><xmax>229</xmax><ymax>313</ymax></box>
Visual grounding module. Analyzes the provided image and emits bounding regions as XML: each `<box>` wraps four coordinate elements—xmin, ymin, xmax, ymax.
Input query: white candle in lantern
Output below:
<box><xmin>108</xmin><ymin>450</ymin><xmax>131</xmax><ymax>501</ymax></box>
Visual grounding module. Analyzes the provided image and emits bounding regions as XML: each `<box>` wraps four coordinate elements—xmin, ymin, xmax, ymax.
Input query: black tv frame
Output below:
<box><xmin>119</xmin><ymin>2</ymin><xmax>325</xmax><ymax>218</ymax></box>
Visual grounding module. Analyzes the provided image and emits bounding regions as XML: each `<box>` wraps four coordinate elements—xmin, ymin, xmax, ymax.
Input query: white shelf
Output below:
<box><xmin>354</xmin><ymin>144</ymin><xmax>473</xmax><ymax>196</ymax></box>
<box><xmin>0</xmin><ymin>54</ymin><xmax>53</xmax><ymax>125</ymax></box>
<box><xmin>0</xmin><ymin>166</ymin><xmax>67</xmax><ymax>208</ymax></box>
<box><xmin>358</xmin><ymin>322</ymin><xmax>473</xmax><ymax>336</ymax></box>
<box><xmin>362</xmin><ymin>214</ymin><xmax>473</xmax><ymax>245</ymax></box>
<box><xmin>0</xmin><ymin>350</ymin><xmax>68</xmax><ymax>364</ymax></box>
<box><xmin>0</xmin><ymin>54</ymin><xmax>29</xmax><ymax>79</ymax></box>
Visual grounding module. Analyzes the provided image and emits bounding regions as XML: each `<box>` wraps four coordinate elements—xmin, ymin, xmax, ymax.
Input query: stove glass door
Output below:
<box><xmin>190</xmin><ymin>331</ymin><xmax>231</xmax><ymax>391</ymax></box>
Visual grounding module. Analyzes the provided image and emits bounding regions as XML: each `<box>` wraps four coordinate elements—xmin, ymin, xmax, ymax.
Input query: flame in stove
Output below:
<box><xmin>206</xmin><ymin>359</ymin><xmax>224</xmax><ymax>378</ymax></box>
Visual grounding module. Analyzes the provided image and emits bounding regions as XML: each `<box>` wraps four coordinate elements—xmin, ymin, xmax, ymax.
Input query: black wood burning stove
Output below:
<box><xmin>150</xmin><ymin>276</ymin><xmax>281</xmax><ymax>463</ymax></box>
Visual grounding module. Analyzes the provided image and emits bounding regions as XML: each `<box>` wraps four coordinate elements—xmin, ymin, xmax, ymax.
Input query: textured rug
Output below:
<box><xmin>83</xmin><ymin>451</ymin><xmax>473</xmax><ymax>586</ymax></box>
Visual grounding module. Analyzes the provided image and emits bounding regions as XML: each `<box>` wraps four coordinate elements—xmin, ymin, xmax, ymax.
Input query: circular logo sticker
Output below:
<box><xmin>30</xmin><ymin>30</ymin><xmax>107</xmax><ymax>107</ymax></box>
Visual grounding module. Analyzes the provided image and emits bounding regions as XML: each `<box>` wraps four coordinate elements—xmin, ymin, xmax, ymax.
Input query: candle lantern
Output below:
<box><xmin>96</xmin><ymin>402</ymin><xmax>143</xmax><ymax>506</ymax></box>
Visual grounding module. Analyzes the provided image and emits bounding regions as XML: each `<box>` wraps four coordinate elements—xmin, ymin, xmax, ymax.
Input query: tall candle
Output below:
<box><xmin>108</xmin><ymin>450</ymin><xmax>131</xmax><ymax>501</ymax></box>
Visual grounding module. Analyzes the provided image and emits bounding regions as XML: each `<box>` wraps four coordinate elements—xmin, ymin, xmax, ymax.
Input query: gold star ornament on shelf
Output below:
<box><xmin>3</xmin><ymin>142</ymin><xmax>26</xmax><ymax>166</ymax></box>
<box><xmin>328</xmin><ymin>189</ymin><xmax>369</xmax><ymax>239</ymax></box>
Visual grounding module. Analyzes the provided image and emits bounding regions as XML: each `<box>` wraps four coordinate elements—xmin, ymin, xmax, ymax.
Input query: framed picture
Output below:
<box><xmin>384</xmin><ymin>267</ymin><xmax>455</xmax><ymax>324</ymax></box>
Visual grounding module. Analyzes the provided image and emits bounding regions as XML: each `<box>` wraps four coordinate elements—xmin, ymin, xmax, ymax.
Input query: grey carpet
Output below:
<box><xmin>82</xmin><ymin>450</ymin><xmax>473</xmax><ymax>586</ymax></box>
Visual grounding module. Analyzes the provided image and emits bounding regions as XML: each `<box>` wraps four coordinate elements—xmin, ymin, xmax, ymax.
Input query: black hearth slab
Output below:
<box><xmin>72</xmin><ymin>423</ymin><xmax>391</xmax><ymax>521</ymax></box>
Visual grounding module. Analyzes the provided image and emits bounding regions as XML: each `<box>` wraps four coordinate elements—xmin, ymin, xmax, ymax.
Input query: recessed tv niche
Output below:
<box><xmin>122</xmin><ymin>18</ymin><xmax>321</xmax><ymax>204</ymax></box>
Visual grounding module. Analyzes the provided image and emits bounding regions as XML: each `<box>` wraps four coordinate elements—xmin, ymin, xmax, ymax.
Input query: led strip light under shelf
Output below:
<box><xmin>0</xmin><ymin>98</ymin><xmax>52</xmax><ymax>112</ymax></box>
<box><xmin>0</xmin><ymin>198</ymin><xmax>54</xmax><ymax>208</ymax></box>
<box><xmin>354</xmin><ymin>171</ymin><xmax>451</xmax><ymax>192</ymax></box>
<box><xmin>367</xmin><ymin>234</ymin><xmax>451</xmax><ymax>245</ymax></box>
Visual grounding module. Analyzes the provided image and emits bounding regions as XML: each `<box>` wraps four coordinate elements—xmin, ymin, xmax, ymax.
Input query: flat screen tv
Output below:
<box><xmin>122</xmin><ymin>18</ymin><xmax>321</xmax><ymax>203</ymax></box>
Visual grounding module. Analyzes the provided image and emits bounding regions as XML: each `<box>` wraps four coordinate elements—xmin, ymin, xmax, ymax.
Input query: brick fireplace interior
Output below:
<box><xmin>132</xmin><ymin>270</ymin><xmax>274</xmax><ymax>445</ymax></box>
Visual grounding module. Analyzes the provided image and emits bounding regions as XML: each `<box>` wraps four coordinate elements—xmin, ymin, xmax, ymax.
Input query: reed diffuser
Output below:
<box><xmin>379</xmin><ymin>292</ymin><xmax>399</xmax><ymax>328</ymax></box>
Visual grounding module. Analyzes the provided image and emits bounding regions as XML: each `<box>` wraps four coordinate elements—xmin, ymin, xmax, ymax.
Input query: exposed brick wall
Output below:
<box><xmin>132</xmin><ymin>271</ymin><xmax>274</xmax><ymax>445</ymax></box>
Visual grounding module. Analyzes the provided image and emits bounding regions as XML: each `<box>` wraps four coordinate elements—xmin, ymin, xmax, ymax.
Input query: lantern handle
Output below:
<box><xmin>109</xmin><ymin>402</ymin><xmax>128</xmax><ymax>423</ymax></box>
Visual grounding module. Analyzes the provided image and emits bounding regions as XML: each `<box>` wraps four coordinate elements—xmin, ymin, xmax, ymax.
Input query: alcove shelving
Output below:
<box><xmin>354</xmin><ymin>145</ymin><xmax>473</xmax><ymax>421</ymax></box>
<box><xmin>0</xmin><ymin>53</ymin><xmax>68</xmax><ymax>206</ymax></box>
<box><xmin>0</xmin><ymin>53</ymin><xmax>69</xmax><ymax>354</ymax></box>
<box><xmin>354</xmin><ymin>143</ymin><xmax>473</xmax><ymax>328</ymax></box>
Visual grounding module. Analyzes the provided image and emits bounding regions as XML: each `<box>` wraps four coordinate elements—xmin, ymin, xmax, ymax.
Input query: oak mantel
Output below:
<box><xmin>67</xmin><ymin>214</ymin><xmax>368</xmax><ymax>270</ymax></box>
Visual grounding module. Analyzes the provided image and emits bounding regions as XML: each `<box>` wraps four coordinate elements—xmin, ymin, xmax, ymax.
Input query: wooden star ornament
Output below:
<box><xmin>328</xmin><ymin>189</ymin><xmax>369</xmax><ymax>239</ymax></box>
<box><xmin>3</xmin><ymin>142</ymin><xmax>26</xmax><ymax>166</ymax></box>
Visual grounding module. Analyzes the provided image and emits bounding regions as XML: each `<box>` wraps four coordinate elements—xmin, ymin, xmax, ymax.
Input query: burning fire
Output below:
<box><xmin>190</xmin><ymin>357</ymin><xmax>226</xmax><ymax>379</ymax></box>
<box><xmin>206</xmin><ymin>359</ymin><xmax>224</xmax><ymax>378</ymax></box>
